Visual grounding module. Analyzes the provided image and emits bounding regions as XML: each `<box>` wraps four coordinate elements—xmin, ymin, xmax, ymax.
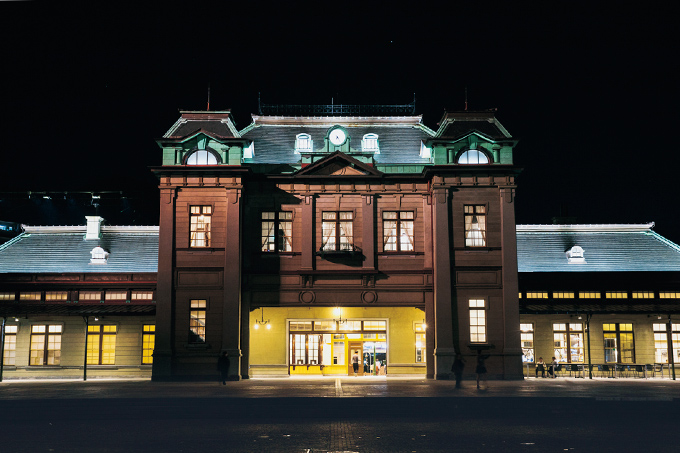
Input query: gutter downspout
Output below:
<box><xmin>83</xmin><ymin>316</ymin><xmax>89</xmax><ymax>381</ymax></box>
<box><xmin>586</xmin><ymin>313</ymin><xmax>593</xmax><ymax>379</ymax></box>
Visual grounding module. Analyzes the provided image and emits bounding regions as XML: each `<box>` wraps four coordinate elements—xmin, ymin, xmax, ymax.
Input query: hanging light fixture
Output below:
<box><xmin>254</xmin><ymin>307</ymin><xmax>271</xmax><ymax>330</ymax></box>
<box><xmin>333</xmin><ymin>307</ymin><xmax>345</xmax><ymax>324</ymax></box>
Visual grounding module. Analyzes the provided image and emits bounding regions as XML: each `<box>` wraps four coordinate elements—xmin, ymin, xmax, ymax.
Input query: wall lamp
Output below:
<box><xmin>254</xmin><ymin>307</ymin><xmax>270</xmax><ymax>330</ymax></box>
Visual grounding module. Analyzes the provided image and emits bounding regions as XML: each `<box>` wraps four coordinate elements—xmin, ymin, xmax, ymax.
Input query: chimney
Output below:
<box><xmin>85</xmin><ymin>216</ymin><xmax>104</xmax><ymax>240</ymax></box>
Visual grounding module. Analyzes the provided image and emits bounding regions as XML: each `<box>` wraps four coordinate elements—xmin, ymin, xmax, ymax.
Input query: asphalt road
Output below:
<box><xmin>1</xmin><ymin>377</ymin><xmax>678</xmax><ymax>452</ymax></box>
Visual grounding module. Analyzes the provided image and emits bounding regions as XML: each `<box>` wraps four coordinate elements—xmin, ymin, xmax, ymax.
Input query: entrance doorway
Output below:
<box><xmin>348</xmin><ymin>342</ymin><xmax>363</xmax><ymax>376</ymax></box>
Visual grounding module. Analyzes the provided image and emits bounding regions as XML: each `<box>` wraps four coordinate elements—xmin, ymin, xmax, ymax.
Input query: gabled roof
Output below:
<box><xmin>163</xmin><ymin>111</ymin><xmax>240</xmax><ymax>139</ymax></box>
<box><xmin>240</xmin><ymin>116</ymin><xmax>434</xmax><ymax>165</ymax></box>
<box><xmin>434</xmin><ymin>111</ymin><xmax>512</xmax><ymax>140</ymax></box>
<box><xmin>295</xmin><ymin>152</ymin><xmax>383</xmax><ymax>177</ymax></box>
<box><xmin>0</xmin><ymin>225</ymin><xmax>159</xmax><ymax>274</ymax></box>
<box><xmin>516</xmin><ymin>223</ymin><xmax>680</xmax><ymax>272</ymax></box>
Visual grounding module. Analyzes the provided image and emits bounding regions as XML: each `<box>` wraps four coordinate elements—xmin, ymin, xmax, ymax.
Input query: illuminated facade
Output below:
<box><xmin>151</xmin><ymin>106</ymin><xmax>522</xmax><ymax>380</ymax></box>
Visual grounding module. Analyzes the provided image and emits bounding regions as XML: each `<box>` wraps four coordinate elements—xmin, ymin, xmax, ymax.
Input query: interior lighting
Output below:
<box><xmin>255</xmin><ymin>307</ymin><xmax>270</xmax><ymax>330</ymax></box>
<box><xmin>333</xmin><ymin>307</ymin><xmax>345</xmax><ymax>324</ymax></box>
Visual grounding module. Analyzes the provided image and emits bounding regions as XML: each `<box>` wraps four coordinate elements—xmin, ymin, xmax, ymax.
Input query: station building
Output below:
<box><xmin>1</xmin><ymin>103</ymin><xmax>678</xmax><ymax>381</ymax></box>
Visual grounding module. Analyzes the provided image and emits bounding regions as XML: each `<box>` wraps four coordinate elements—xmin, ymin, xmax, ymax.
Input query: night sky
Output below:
<box><xmin>2</xmin><ymin>4</ymin><xmax>679</xmax><ymax>241</ymax></box>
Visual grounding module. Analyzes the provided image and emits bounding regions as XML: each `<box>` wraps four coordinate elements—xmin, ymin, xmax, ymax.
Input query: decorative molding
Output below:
<box><xmin>299</xmin><ymin>291</ymin><xmax>315</xmax><ymax>304</ymax></box>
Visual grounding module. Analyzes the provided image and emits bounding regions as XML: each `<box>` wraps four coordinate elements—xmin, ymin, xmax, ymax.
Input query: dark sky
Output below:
<box><xmin>2</xmin><ymin>4</ymin><xmax>679</xmax><ymax>241</ymax></box>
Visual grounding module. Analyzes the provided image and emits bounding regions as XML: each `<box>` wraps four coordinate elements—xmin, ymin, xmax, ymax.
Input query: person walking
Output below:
<box><xmin>218</xmin><ymin>351</ymin><xmax>230</xmax><ymax>385</ymax></box>
<box><xmin>351</xmin><ymin>350</ymin><xmax>360</xmax><ymax>376</ymax></box>
<box><xmin>475</xmin><ymin>350</ymin><xmax>490</xmax><ymax>389</ymax></box>
<box><xmin>452</xmin><ymin>353</ymin><xmax>466</xmax><ymax>389</ymax></box>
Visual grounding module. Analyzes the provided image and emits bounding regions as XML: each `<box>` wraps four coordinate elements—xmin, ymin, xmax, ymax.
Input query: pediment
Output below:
<box><xmin>295</xmin><ymin>151</ymin><xmax>383</xmax><ymax>177</ymax></box>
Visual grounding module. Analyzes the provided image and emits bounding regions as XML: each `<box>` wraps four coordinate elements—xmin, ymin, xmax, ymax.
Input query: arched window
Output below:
<box><xmin>457</xmin><ymin>149</ymin><xmax>489</xmax><ymax>165</ymax></box>
<box><xmin>186</xmin><ymin>150</ymin><xmax>219</xmax><ymax>165</ymax></box>
<box><xmin>295</xmin><ymin>133</ymin><xmax>313</xmax><ymax>153</ymax></box>
<box><xmin>362</xmin><ymin>133</ymin><xmax>379</xmax><ymax>153</ymax></box>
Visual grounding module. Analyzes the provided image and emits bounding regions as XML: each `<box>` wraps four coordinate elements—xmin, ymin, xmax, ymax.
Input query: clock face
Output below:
<box><xmin>329</xmin><ymin>128</ymin><xmax>346</xmax><ymax>146</ymax></box>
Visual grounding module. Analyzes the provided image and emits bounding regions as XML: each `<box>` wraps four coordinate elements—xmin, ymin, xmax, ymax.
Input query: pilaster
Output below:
<box><xmin>222</xmin><ymin>187</ymin><xmax>242</xmax><ymax>380</ymax></box>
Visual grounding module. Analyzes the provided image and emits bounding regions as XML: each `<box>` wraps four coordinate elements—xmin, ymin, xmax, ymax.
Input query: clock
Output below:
<box><xmin>329</xmin><ymin>128</ymin><xmax>347</xmax><ymax>146</ymax></box>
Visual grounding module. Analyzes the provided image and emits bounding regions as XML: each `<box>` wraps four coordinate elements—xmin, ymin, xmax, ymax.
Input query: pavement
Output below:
<box><xmin>1</xmin><ymin>376</ymin><xmax>679</xmax><ymax>452</ymax></box>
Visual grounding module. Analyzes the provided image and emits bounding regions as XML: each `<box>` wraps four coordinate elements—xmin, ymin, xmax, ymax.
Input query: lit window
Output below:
<box><xmin>520</xmin><ymin>323</ymin><xmax>534</xmax><ymax>363</ymax></box>
<box><xmin>295</xmin><ymin>134</ymin><xmax>313</xmax><ymax>153</ymax></box>
<box><xmin>45</xmin><ymin>291</ymin><xmax>68</xmax><ymax>301</ymax></box>
<box><xmin>142</xmin><ymin>325</ymin><xmax>155</xmax><ymax>364</ymax></box>
<box><xmin>362</xmin><ymin>134</ymin><xmax>379</xmax><ymax>153</ymax></box>
<box><xmin>458</xmin><ymin>149</ymin><xmax>489</xmax><ymax>164</ymax></box>
<box><xmin>579</xmin><ymin>292</ymin><xmax>601</xmax><ymax>299</ymax></box>
<box><xmin>313</xmin><ymin>321</ymin><xmax>337</xmax><ymax>331</ymax></box>
<box><xmin>553</xmin><ymin>292</ymin><xmax>575</xmax><ymax>299</ymax></box>
<box><xmin>290</xmin><ymin>334</ymin><xmax>320</xmax><ymax>365</ymax></box>
<box><xmin>105</xmin><ymin>291</ymin><xmax>127</xmax><ymax>301</ymax></box>
<box><xmin>322</xmin><ymin>212</ymin><xmax>354</xmax><ymax>252</ymax></box>
<box><xmin>132</xmin><ymin>291</ymin><xmax>154</xmax><ymax>301</ymax></box>
<box><xmin>79</xmin><ymin>291</ymin><xmax>101</xmax><ymax>302</ymax></box>
<box><xmin>552</xmin><ymin>323</ymin><xmax>584</xmax><ymax>363</ymax></box>
<box><xmin>87</xmin><ymin>325</ymin><xmax>117</xmax><ymax>365</ymax></box>
<box><xmin>464</xmin><ymin>205</ymin><xmax>486</xmax><ymax>247</ymax></box>
<box><xmin>186</xmin><ymin>149</ymin><xmax>218</xmax><ymax>165</ymax></box>
<box><xmin>0</xmin><ymin>292</ymin><xmax>15</xmax><ymax>301</ymax></box>
<box><xmin>2</xmin><ymin>325</ymin><xmax>18</xmax><ymax>366</ymax></box>
<box><xmin>603</xmin><ymin>323</ymin><xmax>635</xmax><ymax>363</ymax></box>
<box><xmin>566</xmin><ymin>246</ymin><xmax>586</xmax><ymax>264</ymax></box>
<box><xmin>20</xmin><ymin>292</ymin><xmax>41</xmax><ymax>301</ymax></box>
<box><xmin>364</xmin><ymin>320</ymin><xmax>387</xmax><ymax>331</ymax></box>
<box><xmin>30</xmin><ymin>325</ymin><xmax>62</xmax><ymax>366</ymax></box>
<box><xmin>659</xmin><ymin>292</ymin><xmax>680</xmax><ymax>299</ymax></box>
<box><xmin>605</xmin><ymin>292</ymin><xmax>628</xmax><ymax>299</ymax></box>
<box><xmin>333</xmin><ymin>340</ymin><xmax>345</xmax><ymax>365</ymax></box>
<box><xmin>526</xmin><ymin>292</ymin><xmax>548</xmax><ymax>299</ymax></box>
<box><xmin>518</xmin><ymin>293</ymin><xmax>522</xmax><ymax>298</ymax></box>
<box><xmin>469</xmin><ymin>299</ymin><xmax>487</xmax><ymax>343</ymax></box>
<box><xmin>90</xmin><ymin>246</ymin><xmax>109</xmax><ymax>264</ymax></box>
<box><xmin>383</xmin><ymin>211</ymin><xmax>414</xmax><ymax>252</ymax></box>
<box><xmin>190</xmin><ymin>206</ymin><xmax>212</xmax><ymax>247</ymax></box>
<box><xmin>261</xmin><ymin>212</ymin><xmax>293</xmax><ymax>252</ymax></box>
<box><xmin>632</xmin><ymin>292</ymin><xmax>654</xmax><ymax>299</ymax></box>
<box><xmin>415</xmin><ymin>322</ymin><xmax>426</xmax><ymax>363</ymax></box>
<box><xmin>289</xmin><ymin>321</ymin><xmax>313</xmax><ymax>331</ymax></box>
<box><xmin>189</xmin><ymin>299</ymin><xmax>207</xmax><ymax>343</ymax></box>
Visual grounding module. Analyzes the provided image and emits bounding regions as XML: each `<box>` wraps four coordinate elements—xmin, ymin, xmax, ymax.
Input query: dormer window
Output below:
<box><xmin>243</xmin><ymin>141</ymin><xmax>254</xmax><ymax>159</ymax></box>
<box><xmin>295</xmin><ymin>134</ymin><xmax>313</xmax><ymax>153</ymax></box>
<box><xmin>457</xmin><ymin>149</ymin><xmax>489</xmax><ymax>164</ymax></box>
<box><xmin>186</xmin><ymin>149</ymin><xmax>218</xmax><ymax>165</ymax></box>
<box><xmin>362</xmin><ymin>134</ymin><xmax>379</xmax><ymax>153</ymax></box>
<box><xmin>90</xmin><ymin>246</ymin><xmax>109</xmax><ymax>265</ymax></box>
<box><xmin>566</xmin><ymin>246</ymin><xmax>586</xmax><ymax>264</ymax></box>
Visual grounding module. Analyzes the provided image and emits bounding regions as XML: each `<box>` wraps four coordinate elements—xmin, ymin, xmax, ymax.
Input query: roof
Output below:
<box><xmin>0</xmin><ymin>225</ymin><xmax>159</xmax><ymax>274</ymax></box>
<box><xmin>163</xmin><ymin>111</ymin><xmax>239</xmax><ymax>139</ymax></box>
<box><xmin>517</xmin><ymin>223</ymin><xmax>680</xmax><ymax>272</ymax></box>
<box><xmin>434</xmin><ymin>111</ymin><xmax>512</xmax><ymax>140</ymax></box>
<box><xmin>240</xmin><ymin>116</ymin><xmax>435</xmax><ymax>165</ymax></box>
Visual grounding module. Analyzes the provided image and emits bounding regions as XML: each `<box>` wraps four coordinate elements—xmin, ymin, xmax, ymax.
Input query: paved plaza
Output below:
<box><xmin>1</xmin><ymin>376</ymin><xmax>678</xmax><ymax>452</ymax></box>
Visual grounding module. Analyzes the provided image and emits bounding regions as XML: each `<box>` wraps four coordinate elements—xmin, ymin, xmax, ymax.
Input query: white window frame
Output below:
<box><xmin>361</xmin><ymin>133</ymin><xmax>379</xmax><ymax>153</ymax></box>
<box><xmin>295</xmin><ymin>133</ymin><xmax>313</xmax><ymax>153</ymax></box>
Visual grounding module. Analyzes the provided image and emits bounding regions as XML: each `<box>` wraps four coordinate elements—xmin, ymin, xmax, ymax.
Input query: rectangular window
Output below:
<box><xmin>131</xmin><ymin>291</ymin><xmax>154</xmax><ymax>301</ymax></box>
<box><xmin>142</xmin><ymin>325</ymin><xmax>155</xmax><ymax>364</ymax></box>
<box><xmin>261</xmin><ymin>211</ymin><xmax>293</xmax><ymax>252</ymax></box>
<box><xmin>0</xmin><ymin>292</ymin><xmax>16</xmax><ymax>301</ymax></box>
<box><xmin>105</xmin><ymin>291</ymin><xmax>127</xmax><ymax>301</ymax></box>
<box><xmin>79</xmin><ymin>291</ymin><xmax>101</xmax><ymax>301</ymax></box>
<box><xmin>30</xmin><ymin>325</ymin><xmax>62</xmax><ymax>366</ymax></box>
<box><xmin>652</xmin><ymin>323</ymin><xmax>680</xmax><ymax>364</ymax></box>
<box><xmin>552</xmin><ymin>323</ymin><xmax>584</xmax><ymax>363</ymax></box>
<box><xmin>469</xmin><ymin>299</ymin><xmax>487</xmax><ymax>343</ymax></box>
<box><xmin>382</xmin><ymin>211</ymin><xmax>415</xmax><ymax>252</ymax></box>
<box><xmin>464</xmin><ymin>205</ymin><xmax>486</xmax><ymax>247</ymax></box>
<box><xmin>20</xmin><ymin>292</ymin><xmax>41</xmax><ymax>301</ymax></box>
<box><xmin>632</xmin><ymin>292</ymin><xmax>654</xmax><ymax>299</ymax></box>
<box><xmin>289</xmin><ymin>334</ymin><xmax>321</xmax><ymax>365</ymax></box>
<box><xmin>313</xmin><ymin>321</ymin><xmax>337</xmax><ymax>331</ymax></box>
<box><xmin>190</xmin><ymin>205</ymin><xmax>212</xmax><ymax>247</ymax></box>
<box><xmin>659</xmin><ymin>292</ymin><xmax>680</xmax><ymax>299</ymax></box>
<box><xmin>45</xmin><ymin>291</ymin><xmax>68</xmax><ymax>301</ymax></box>
<box><xmin>189</xmin><ymin>299</ymin><xmax>207</xmax><ymax>343</ymax></box>
<box><xmin>579</xmin><ymin>292</ymin><xmax>601</xmax><ymax>299</ymax></box>
<box><xmin>526</xmin><ymin>292</ymin><xmax>548</xmax><ymax>299</ymax></box>
<box><xmin>289</xmin><ymin>321</ymin><xmax>313</xmax><ymax>331</ymax></box>
<box><xmin>322</xmin><ymin>212</ymin><xmax>353</xmax><ymax>251</ymax></box>
<box><xmin>415</xmin><ymin>322</ymin><xmax>426</xmax><ymax>363</ymax></box>
<box><xmin>364</xmin><ymin>320</ymin><xmax>387</xmax><ymax>331</ymax></box>
<box><xmin>333</xmin><ymin>340</ymin><xmax>345</xmax><ymax>365</ymax></box>
<box><xmin>520</xmin><ymin>323</ymin><xmax>534</xmax><ymax>363</ymax></box>
<box><xmin>553</xmin><ymin>292</ymin><xmax>575</xmax><ymax>299</ymax></box>
<box><xmin>87</xmin><ymin>325</ymin><xmax>117</xmax><ymax>365</ymax></box>
<box><xmin>603</xmin><ymin>323</ymin><xmax>635</xmax><ymax>363</ymax></box>
<box><xmin>2</xmin><ymin>325</ymin><xmax>18</xmax><ymax>366</ymax></box>
<box><xmin>605</xmin><ymin>292</ymin><xmax>628</xmax><ymax>299</ymax></box>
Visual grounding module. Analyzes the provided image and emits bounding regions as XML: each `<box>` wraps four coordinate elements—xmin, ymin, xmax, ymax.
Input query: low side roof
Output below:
<box><xmin>241</xmin><ymin>116</ymin><xmax>434</xmax><ymax>165</ymax></box>
<box><xmin>517</xmin><ymin>224</ymin><xmax>680</xmax><ymax>272</ymax></box>
<box><xmin>163</xmin><ymin>111</ymin><xmax>239</xmax><ymax>139</ymax></box>
<box><xmin>0</xmin><ymin>226</ymin><xmax>159</xmax><ymax>274</ymax></box>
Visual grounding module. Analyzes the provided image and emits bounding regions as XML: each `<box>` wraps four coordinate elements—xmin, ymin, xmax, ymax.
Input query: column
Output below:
<box><xmin>301</xmin><ymin>195</ymin><xmax>315</xmax><ymax>271</ymax></box>
<box><xmin>362</xmin><ymin>195</ymin><xmax>375</xmax><ymax>271</ymax></box>
<box><xmin>222</xmin><ymin>188</ymin><xmax>242</xmax><ymax>380</ymax></box>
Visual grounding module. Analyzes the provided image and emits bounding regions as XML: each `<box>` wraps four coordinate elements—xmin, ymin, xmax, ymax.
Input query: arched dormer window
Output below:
<box><xmin>566</xmin><ymin>246</ymin><xmax>586</xmax><ymax>264</ymax></box>
<box><xmin>362</xmin><ymin>133</ymin><xmax>379</xmax><ymax>153</ymax></box>
<box><xmin>185</xmin><ymin>149</ymin><xmax>219</xmax><ymax>165</ymax></box>
<box><xmin>90</xmin><ymin>246</ymin><xmax>109</xmax><ymax>265</ymax></box>
<box><xmin>295</xmin><ymin>133</ymin><xmax>313</xmax><ymax>153</ymax></box>
<box><xmin>457</xmin><ymin>149</ymin><xmax>490</xmax><ymax>165</ymax></box>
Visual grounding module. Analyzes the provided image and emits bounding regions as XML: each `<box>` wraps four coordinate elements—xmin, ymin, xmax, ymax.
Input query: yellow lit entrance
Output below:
<box><xmin>288</xmin><ymin>319</ymin><xmax>387</xmax><ymax>376</ymax></box>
